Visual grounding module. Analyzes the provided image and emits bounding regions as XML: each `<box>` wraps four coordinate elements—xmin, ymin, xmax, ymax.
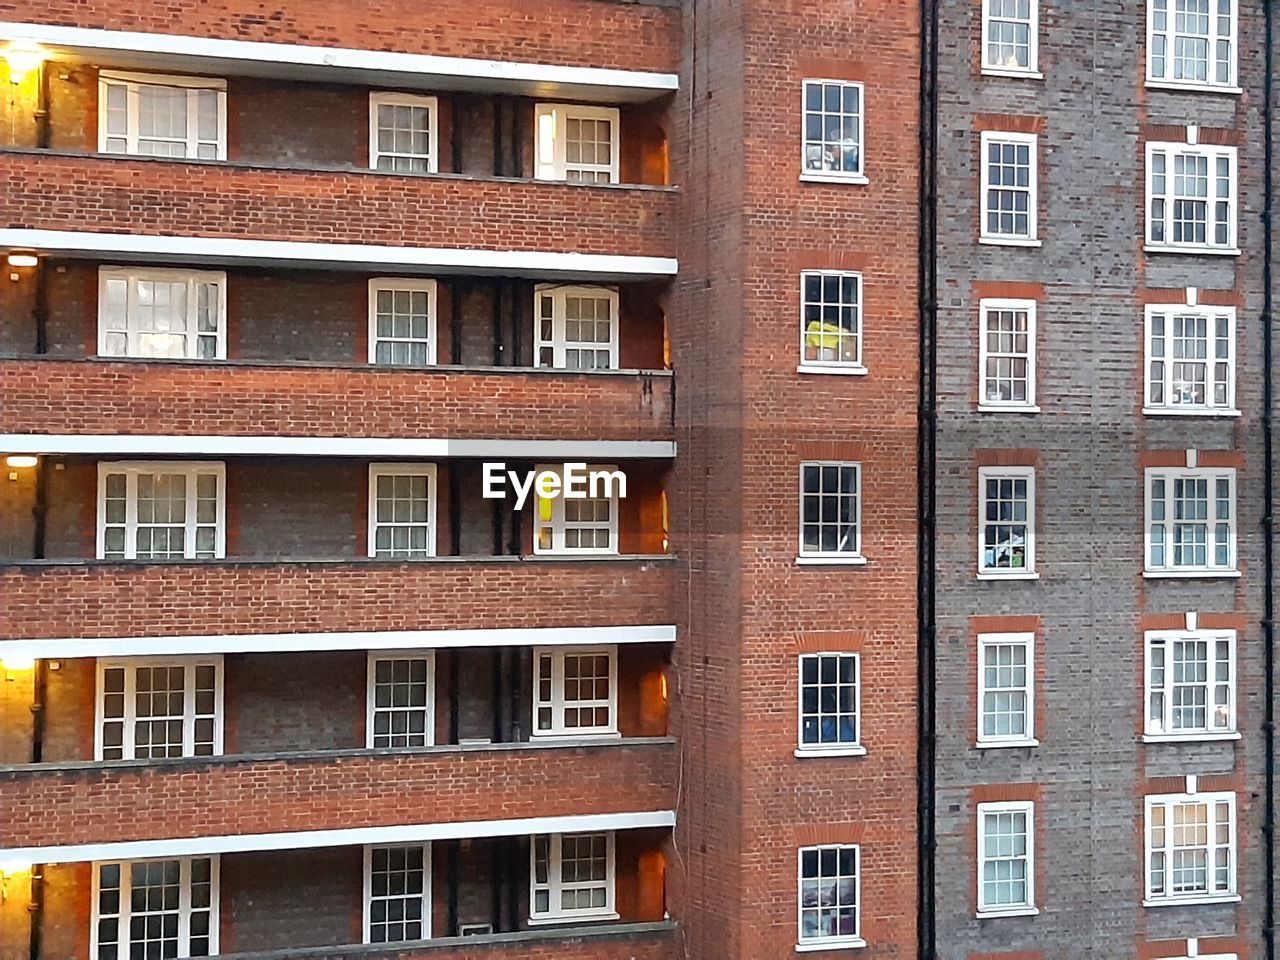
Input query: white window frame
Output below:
<box><xmin>98</xmin><ymin>70</ymin><xmax>227</xmax><ymax>160</ymax></box>
<box><xmin>532</xmin><ymin>645</ymin><xmax>619</xmax><ymax>739</ymax></box>
<box><xmin>97</xmin><ymin>266</ymin><xmax>228</xmax><ymax>361</ymax></box>
<box><xmin>367</xmin><ymin>464</ymin><xmax>438</xmax><ymax>559</ymax></box>
<box><xmin>979</xmin><ymin>131</ymin><xmax>1039</xmax><ymax>246</ymax></box>
<box><xmin>91</xmin><ymin>856</ymin><xmax>220</xmax><ymax>960</ymax></box>
<box><xmin>368</xmin><ymin>92</ymin><xmax>439</xmax><ymax>174</ymax></box>
<box><xmin>800</xmin><ymin>79</ymin><xmax>867</xmax><ymax>184</ymax></box>
<box><xmin>97</xmin><ymin>461</ymin><xmax>226</xmax><ymax>561</ymax></box>
<box><xmin>796</xmin><ymin>844</ymin><xmax>863</xmax><ymax>951</ymax></box>
<box><xmin>976</xmin><ymin>800</ymin><xmax>1037</xmax><ymax>917</ymax></box>
<box><xmin>796</xmin><ymin>652</ymin><xmax>863</xmax><ymax>757</ymax></box>
<box><xmin>534</xmin><ymin>104</ymin><xmax>620</xmax><ymax>184</ymax></box>
<box><xmin>532</xmin><ymin>463</ymin><xmax>621</xmax><ymax>557</ymax></box>
<box><xmin>981</xmin><ymin>0</ymin><xmax>1042</xmax><ymax>77</ymax></box>
<box><xmin>529</xmin><ymin>832</ymin><xmax>618</xmax><ymax>924</ymax></box>
<box><xmin>978</xmin><ymin>298</ymin><xmax>1038</xmax><ymax>411</ymax></box>
<box><xmin>1144</xmin><ymin>466</ymin><xmax>1237</xmax><ymax>576</ymax></box>
<box><xmin>976</xmin><ymin>633</ymin><xmax>1038</xmax><ymax>748</ymax></box>
<box><xmin>1144</xmin><ymin>789</ymin><xmax>1239</xmax><ymax>906</ymax></box>
<box><xmin>533</xmin><ymin>285</ymin><xmax>620</xmax><ymax>371</ymax></box>
<box><xmin>367</xmin><ymin>279</ymin><xmax>438</xmax><ymax>367</ymax></box>
<box><xmin>1146</xmin><ymin>141</ymin><xmax>1239</xmax><ymax>255</ymax></box>
<box><xmin>1145</xmin><ymin>629</ymin><xmax>1237</xmax><ymax>740</ymax></box>
<box><xmin>1144</xmin><ymin>302</ymin><xmax>1237</xmax><ymax>415</ymax></box>
<box><xmin>797</xmin><ymin>461</ymin><xmax>864</xmax><ymax>565</ymax></box>
<box><xmin>977</xmin><ymin>466</ymin><xmax>1037</xmax><ymax>578</ymax></box>
<box><xmin>95</xmin><ymin>656</ymin><xmax>225</xmax><ymax>761</ymax></box>
<box><xmin>798</xmin><ymin>271</ymin><xmax>865</xmax><ymax>374</ymax></box>
<box><xmin>366</xmin><ymin>651</ymin><xmax>436</xmax><ymax>750</ymax></box>
<box><xmin>362</xmin><ymin>844</ymin><xmax>432</xmax><ymax>944</ymax></box>
<box><xmin>1147</xmin><ymin>0</ymin><xmax>1239</xmax><ymax>92</ymax></box>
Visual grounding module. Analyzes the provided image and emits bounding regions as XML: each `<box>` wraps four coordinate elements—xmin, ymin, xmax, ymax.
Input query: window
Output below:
<box><xmin>98</xmin><ymin>462</ymin><xmax>225</xmax><ymax>560</ymax></box>
<box><xmin>799</xmin><ymin>462</ymin><xmax>862</xmax><ymax>561</ymax></box>
<box><xmin>982</xmin><ymin>0</ymin><xmax>1039</xmax><ymax>75</ymax></box>
<box><xmin>800</xmin><ymin>272</ymin><xmax>863</xmax><ymax>371</ymax></box>
<box><xmin>1148</xmin><ymin>0</ymin><xmax>1237</xmax><ymax>90</ymax></box>
<box><xmin>979</xmin><ymin>299</ymin><xmax>1036</xmax><ymax>409</ymax></box>
<box><xmin>98</xmin><ymin>71</ymin><xmax>226</xmax><ymax>160</ymax></box>
<box><xmin>978</xmin><ymin>467</ymin><xmax>1035</xmax><ymax>576</ymax></box>
<box><xmin>1145</xmin><ymin>305</ymin><xmax>1236</xmax><ymax>413</ymax></box>
<box><xmin>1146</xmin><ymin>630</ymin><xmax>1236</xmax><ymax>738</ymax></box>
<box><xmin>530</xmin><ymin>833</ymin><xmax>616</xmax><ymax>923</ymax></box>
<box><xmin>367</xmin><ymin>653</ymin><xmax>435</xmax><ymax>749</ymax></box>
<box><xmin>368</xmin><ymin>280</ymin><xmax>437</xmax><ymax>367</ymax></box>
<box><xmin>92</xmin><ymin>857</ymin><xmax>218</xmax><ymax>960</ymax></box>
<box><xmin>533</xmin><ymin>464</ymin><xmax>621</xmax><ymax>556</ymax></box>
<box><xmin>1145</xmin><ymin>467</ymin><xmax>1236</xmax><ymax>574</ymax></box>
<box><xmin>977</xmin><ymin>801</ymin><xmax>1036</xmax><ymax>915</ymax></box>
<box><xmin>534</xmin><ymin>104</ymin><xmax>620</xmax><ymax>184</ymax></box>
<box><xmin>369</xmin><ymin>93</ymin><xmax>438</xmax><ymax>173</ymax></box>
<box><xmin>97</xmin><ymin>658</ymin><xmax>223</xmax><ymax>761</ymax></box>
<box><xmin>98</xmin><ymin>268</ymin><xmax>226</xmax><ymax>360</ymax></box>
<box><xmin>797</xmin><ymin>845</ymin><xmax>862</xmax><ymax>949</ymax></box>
<box><xmin>364</xmin><ymin>845</ymin><xmax>431</xmax><ymax>943</ymax></box>
<box><xmin>368</xmin><ymin>465</ymin><xmax>437</xmax><ymax>558</ymax></box>
<box><xmin>980</xmin><ymin>132</ymin><xmax>1038</xmax><ymax>244</ymax></box>
<box><xmin>797</xmin><ymin>653</ymin><xmax>861</xmax><ymax>754</ymax></box>
<box><xmin>1145</xmin><ymin>791</ymin><xmax>1237</xmax><ymax>904</ymax></box>
<box><xmin>1147</xmin><ymin>142</ymin><xmax>1238</xmax><ymax>253</ymax></box>
<box><xmin>801</xmin><ymin>80</ymin><xmax>865</xmax><ymax>181</ymax></box>
<box><xmin>533</xmin><ymin>647</ymin><xmax>618</xmax><ymax>738</ymax></box>
<box><xmin>534</xmin><ymin>286</ymin><xmax>619</xmax><ymax>371</ymax></box>
<box><xmin>977</xmin><ymin>633</ymin><xmax>1036</xmax><ymax>747</ymax></box>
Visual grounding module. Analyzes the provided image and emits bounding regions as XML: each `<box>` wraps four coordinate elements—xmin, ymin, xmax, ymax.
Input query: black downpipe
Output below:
<box><xmin>448</xmin><ymin>466</ymin><xmax>462</xmax><ymax>557</ymax></box>
<box><xmin>446</xmin><ymin>841</ymin><xmax>459</xmax><ymax>937</ymax></box>
<box><xmin>492</xmin><ymin>99</ymin><xmax>504</xmax><ymax>178</ymax></box>
<box><xmin>27</xmin><ymin>865</ymin><xmax>43</xmax><ymax>960</ymax></box>
<box><xmin>489</xmin><ymin>841</ymin><xmax>503</xmax><ymax>932</ymax></box>
<box><xmin>509</xmin><ymin>280</ymin><xmax>523</xmax><ymax>367</ymax></box>
<box><xmin>450</xmin><ymin>94</ymin><xmax>464</xmax><ymax>175</ymax></box>
<box><xmin>450</xmin><ymin>280</ymin><xmax>464</xmax><ymax>366</ymax></box>
<box><xmin>447</xmin><ymin>649</ymin><xmax>460</xmax><ymax>745</ymax></box>
<box><xmin>34</xmin><ymin>61</ymin><xmax>50</xmax><ymax>149</ymax></box>
<box><xmin>491</xmin><ymin>281</ymin><xmax>504</xmax><ymax>367</ymax></box>
<box><xmin>512</xmin><ymin>100</ymin><xmax>525</xmax><ymax>178</ymax></box>
<box><xmin>30</xmin><ymin>657</ymin><xmax>46</xmax><ymax>763</ymax></box>
<box><xmin>491</xmin><ymin>648</ymin><xmax>504</xmax><ymax>742</ymax></box>
<box><xmin>33</xmin><ymin>259</ymin><xmax>48</xmax><ymax>356</ymax></box>
<box><xmin>507</xmin><ymin>838</ymin><xmax>522</xmax><ymax>933</ymax></box>
<box><xmin>508</xmin><ymin>647</ymin><xmax>522</xmax><ymax>742</ymax></box>
<box><xmin>1261</xmin><ymin>3</ymin><xmax>1275</xmax><ymax>958</ymax></box>
<box><xmin>31</xmin><ymin>459</ymin><xmax>47</xmax><ymax>560</ymax></box>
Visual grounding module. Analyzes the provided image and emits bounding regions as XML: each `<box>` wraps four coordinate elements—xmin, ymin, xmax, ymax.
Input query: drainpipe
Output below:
<box><xmin>27</xmin><ymin>865</ymin><xmax>43</xmax><ymax>960</ymax></box>
<box><xmin>33</xmin><ymin>60</ymin><xmax>50</xmax><ymax>149</ymax></box>
<box><xmin>31</xmin><ymin>457</ymin><xmax>46</xmax><ymax>560</ymax></box>
<box><xmin>450</xmin><ymin>94</ymin><xmax>463</xmax><ymax>175</ymax></box>
<box><xmin>30</xmin><ymin>657</ymin><xmax>46</xmax><ymax>763</ymax></box>
<box><xmin>1260</xmin><ymin>2</ymin><xmax>1275</xmax><ymax>957</ymax></box>
<box><xmin>33</xmin><ymin>256</ymin><xmax>48</xmax><ymax>356</ymax></box>
<box><xmin>450</xmin><ymin>280</ymin><xmax>464</xmax><ymax>366</ymax></box>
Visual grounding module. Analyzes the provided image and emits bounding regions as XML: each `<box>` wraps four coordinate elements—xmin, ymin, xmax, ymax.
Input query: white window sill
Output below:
<box><xmin>1145</xmin><ymin>244</ymin><xmax>1241</xmax><ymax>257</ymax></box>
<box><xmin>976</xmin><ymin>906</ymin><xmax>1039</xmax><ymax>919</ymax></box>
<box><xmin>796</xmin><ymin>937</ymin><xmax>866</xmax><ymax>952</ymax></box>
<box><xmin>796</xmin><ymin>555</ymin><xmax>869</xmax><ymax>567</ymax></box>
<box><xmin>530</xmin><ymin>730</ymin><xmax>622</xmax><ymax>742</ymax></box>
<box><xmin>799</xmin><ymin>172</ymin><xmax>869</xmax><ymax>186</ymax></box>
<box><xmin>1145</xmin><ymin>79</ymin><xmax>1243</xmax><ymax>96</ymax></box>
<box><xmin>1143</xmin><ymin>407</ymin><xmax>1242</xmax><ymax>418</ymax></box>
<box><xmin>979</xmin><ymin>236</ymin><xmax>1042</xmax><ymax>248</ymax></box>
<box><xmin>1143</xmin><ymin>569</ymin><xmax>1241</xmax><ymax>580</ymax></box>
<box><xmin>976</xmin><ymin>571</ymin><xmax>1040</xmax><ymax>581</ymax></box>
<box><xmin>795</xmin><ymin>745</ymin><xmax>867</xmax><ymax>759</ymax></box>
<box><xmin>1143</xmin><ymin>894</ymin><xmax>1241</xmax><ymax>909</ymax></box>
<box><xmin>532</xmin><ymin>551</ymin><xmax>622</xmax><ymax>560</ymax></box>
<box><xmin>797</xmin><ymin>364</ymin><xmax>869</xmax><ymax>377</ymax></box>
<box><xmin>981</xmin><ymin>67</ymin><xmax>1045</xmax><ymax>80</ymax></box>
<box><xmin>1142</xmin><ymin>731</ymin><xmax>1241</xmax><ymax>744</ymax></box>
<box><xmin>975</xmin><ymin>738</ymin><xmax>1040</xmax><ymax>750</ymax></box>
<box><xmin>527</xmin><ymin>911</ymin><xmax>620</xmax><ymax>926</ymax></box>
<box><xmin>977</xmin><ymin>404</ymin><xmax>1041</xmax><ymax>414</ymax></box>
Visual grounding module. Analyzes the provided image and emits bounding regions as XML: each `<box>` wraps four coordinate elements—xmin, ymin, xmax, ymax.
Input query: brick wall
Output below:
<box><xmin>226</xmin><ymin>652</ymin><xmax>367</xmax><ymax>754</ymax></box>
<box><xmin>223</xmin><ymin>848</ymin><xmax>363</xmax><ymax>952</ymax></box>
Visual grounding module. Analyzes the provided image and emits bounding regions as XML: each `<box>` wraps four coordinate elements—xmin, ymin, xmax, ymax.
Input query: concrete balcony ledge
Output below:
<box><xmin>0</xmin><ymin>554</ymin><xmax>675</xmax><ymax>569</ymax></box>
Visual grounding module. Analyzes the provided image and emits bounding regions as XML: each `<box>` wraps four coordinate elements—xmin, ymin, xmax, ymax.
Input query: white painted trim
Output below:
<box><xmin>796</xmin><ymin>652</ymin><xmax>861</xmax><ymax>754</ymax></box>
<box><xmin>1144</xmin><ymin>791</ymin><xmax>1237</xmax><ymax>903</ymax></box>
<box><xmin>533</xmin><ymin>284</ymin><xmax>621</xmax><ymax>370</ymax></box>
<box><xmin>798</xmin><ymin>461</ymin><xmax>863</xmax><ymax>561</ymax></box>
<box><xmin>368</xmin><ymin>93</ymin><xmax>439</xmax><ymax>174</ymax></box>
<box><xmin>531</xmin><ymin>646</ymin><xmax>619</xmax><ymax>738</ymax></box>
<box><xmin>529</xmin><ymin>831</ymin><xmax>617</xmax><ymax>923</ymax></box>
<box><xmin>363</xmin><ymin>843</ymin><xmax>432</xmax><ymax>944</ymax></box>
<box><xmin>979</xmin><ymin>131</ymin><xmax>1039</xmax><ymax>244</ymax></box>
<box><xmin>367</xmin><ymin>463</ymin><xmax>438</xmax><ymax>559</ymax></box>
<box><xmin>0</xmin><ymin>230</ymin><xmax>679</xmax><ymax>282</ymax></box>
<box><xmin>367</xmin><ymin>278</ymin><xmax>438</xmax><ymax>366</ymax></box>
<box><xmin>1144</xmin><ymin>628</ymin><xmax>1237</xmax><ymax>738</ymax></box>
<box><xmin>98</xmin><ymin>70</ymin><xmax>227</xmax><ymax>160</ymax></box>
<box><xmin>366</xmin><ymin>650</ymin><xmax>436</xmax><ymax>749</ymax></box>
<box><xmin>95</xmin><ymin>656</ymin><xmax>225</xmax><ymax>760</ymax></box>
<box><xmin>977</xmin><ymin>465</ymin><xmax>1036</xmax><ymax>576</ymax></box>
<box><xmin>976</xmin><ymin>632</ymin><xmax>1035</xmax><ymax>747</ymax></box>
<box><xmin>800</xmin><ymin>79</ymin><xmax>866</xmax><ymax>181</ymax></box>
<box><xmin>978</xmin><ymin>298</ymin><xmax>1037</xmax><ymax>410</ymax></box>
<box><xmin>532</xmin><ymin>463</ymin><xmax>622</xmax><ymax>556</ymax></box>
<box><xmin>1144</xmin><ymin>466</ymin><xmax>1238</xmax><ymax>575</ymax></box>
<box><xmin>534</xmin><ymin>104</ymin><xmax>621</xmax><ymax>184</ymax></box>
<box><xmin>1145</xmin><ymin>0</ymin><xmax>1238</xmax><ymax>90</ymax></box>
<box><xmin>90</xmin><ymin>854</ymin><xmax>220</xmax><ymax>960</ymax></box>
<box><xmin>1145</xmin><ymin>142</ymin><xmax>1239</xmax><ymax>253</ymax></box>
<box><xmin>1143</xmin><ymin>303</ymin><xmax>1237</xmax><ymax>414</ymax></box>
<box><xmin>98</xmin><ymin>266</ymin><xmax>228</xmax><ymax>361</ymax></box>
<box><xmin>980</xmin><ymin>0</ymin><xmax>1040</xmax><ymax>75</ymax></box>
<box><xmin>0</xmin><ymin>810</ymin><xmax>676</xmax><ymax>864</ymax></box>
<box><xmin>797</xmin><ymin>843</ymin><xmax>861</xmax><ymax>948</ymax></box>
<box><xmin>976</xmin><ymin>800</ymin><xmax>1036</xmax><ymax>915</ymax></box>
<box><xmin>799</xmin><ymin>270</ymin><xmax>864</xmax><ymax>371</ymax></box>
<box><xmin>97</xmin><ymin>460</ymin><xmax>226</xmax><ymax>560</ymax></box>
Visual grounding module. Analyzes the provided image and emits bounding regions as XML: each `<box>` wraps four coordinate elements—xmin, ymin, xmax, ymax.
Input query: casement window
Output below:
<box><xmin>1145</xmin><ymin>467</ymin><xmax>1236</xmax><ymax>574</ymax></box>
<box><xmin>98</xmin><ymin>71</ymin><xmax>226</xmax><ymax>160</ymax></box>
<box><xmin>1146</xmin><ymin>630</ymin><xmax>1236</xmax><ymax>738</ymax></box>
<box><xmin>530</xmin><ymin>833</ymin><xmax>617</xmax><ymax>923</ymax></box>
<box><xmin>533</xmin><ymin>646</ymin><xmax>618</xmax><ymax>738</ymax></box>
<box><xmin>977</xmin><ymin>801</ymin><xmax>1036</xmax><ymax>916</ymax></box>
<box><xmin>97</xmin><ymin>658</ymin><xmax>223</xmax><ymax>761</ymax></box>
<box><xmin>368</xmin><ymin>465</ymin><xmax>437</xmax><ymax>558</ymax></box>
<box><xmin>799</xmin><ymin>272</ymin><xmax>863</xmax><ymax>371</ymax></box>
<box><xmin>534</xmin><ymin>285</ymin><xmax>620</xmax><ymax>371</ymax></box>
<box><xmin>98</xmin><ymin>462</ymin><xmax>225</xmax><ymax>561</ymax></box>
<box><xmin>98</xmin><ymin>268</ymin><xmax>226</xmax><ymax>361</ymax></box>
<box><xmin>368</xmin><ymin>279</ymin><xmax>437</xmax><ymax>367</ymax></box>
<box><xmin>1145</xmin><ymin>304</ymin><xmax>1236</xmax><ymax>413</ymax></box>
<box><xmin>797</xmin><ymin>845</ymin><xmax>862</xmax><ymax>949</ymax></box>
<box><xmin>1145</xmin><ymin>791</ymin><xmax>1237</xmax><ymax>904</ymax></box>
<box><xmin>801</xmin><ymin>80</ymin><xmax>865</xmax><ymax>181</ymax></box>
<box><xmin>797</xmin><ymin>653</ymin><xmax>861</xmax><ymax>755</ymax></box>
<box><xmin>798</xmin><ymin>462</ymin><xmax>863</xmax><ymax>562</ymax></box>
<box><xmin>534</xmin><ymin>104</ymin><xmax>620</xmax><ymax>184</ymax></box>
<box><xmin>367</xmin><ymin>652</ymin><xmax>435</xmax><ymax>749</ymax></box>
<box><xmin>982</xmin><ymin>0</ymin><xmax>1040</xmax><ymax>76</ymax></box>
<box><xmin>979</xmin><ymin>299</ymin><xmax>1036</xmax><ymax>409</ymax></box>
<box><xmin>369</xmin><ymin>93</ymin><xmax>438</xmax><ymax>173</ymax></box>
<box><xmin>1148</xmin><ymin>0</ymin><xmax>1238</xmax><ymax>90</ymax></box>
<box><xmin>978</xmin><ymin>467</ymin><xmax>1035</xmax><ymax>576</ymax></box>
<box><xmin>1146</xmin><ymin>142</ymin><xmax>1238</xmax><ymax>253</ymax></box>
<box><xmin>92</xmin><ymin>857</ymin><xmax>218</xmax><ymax>960</ymax></box>
<box><xmin>364</xmin><ymin>845</ymin><xmax>431</xmax><ymax>943</ymax></box>
<box><xmin>980</xmin><ymin>132</ymin><xmax>1038</xmax><ymax>244</ymax></box>
<box><xmin>977</xmin><ymin>633</ymin><xmax>1036</xmax><ymax>747</ymax></box>
<box><xmin>533</xmin><ymin>464</ymin><xmax>621</xmax><ymax>556</ymax></box>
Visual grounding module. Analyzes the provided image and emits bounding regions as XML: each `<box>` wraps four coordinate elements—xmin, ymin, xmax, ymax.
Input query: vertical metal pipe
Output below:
<box><xmin>30</xmin><ymin>658</ymin><xmax>46</xmax><ymax>763</ymax></box>
<box><xmin>446</xmin><ymin>841</ymin><xmax>459</xmax><ymax>937</ymax></box>
<box><xmin>31</xmin><ymin>459</ymin><xmax>47</xmax><ymax>560</ymax></box>
<box><xmin>34</xmin><ymin>61</ymin><xmax>50</xmax><ymax>149</ymax></box>
<box><xmin>33</xmin><ymin>258</ymin><xmax>48</xmax><ymax>356</ymax></box>
<box><xmin>450</xmin><ymin>94</ymin><xmax>463</xmax><ymax>175</ymax></box>
<box><xmin>27</xmin><ymin>865</ymin><xmax>43</xmax><ymax>960</ymax></box>
<box><xmin>450</xmin><ymin>280</ymin><xmax>464</xmax><ymax>366</ymax></box>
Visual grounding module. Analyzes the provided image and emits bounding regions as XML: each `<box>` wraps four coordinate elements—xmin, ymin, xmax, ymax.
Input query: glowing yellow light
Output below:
<box><xmin>6</xmin><ymin>253</ymin><xmax>37</xmax><ymax>268</ymax></box>
<box><xmin>3</xmin><ymin>42</ymin><xmax>45</xmax><ymax>84</ymax></box>
<box><xmin>5</xmin><ymin>455</ymin><xmax>37</xmax><ymax>468</ymax></box>
<box><xmin>0</xmin><ymin>860</ymin><xmax>32</xmax><ymax>877</ymax></box>
<box><xmin>0</xmin><ymin>655</ymin><xmax>36</xmax><ymax>671</ymax></box>
<box><xmin>660</xmin><ymin>672</ymin><xmax>668</xmax><ymax>701</ymax></box>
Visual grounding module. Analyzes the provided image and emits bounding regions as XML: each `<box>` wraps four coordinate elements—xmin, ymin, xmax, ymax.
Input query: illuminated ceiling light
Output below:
<box><xmin>6</xmin><ymin>253</ymin><xmax>38</xmax><ymax>268</ymax></box>
<box><xmin>0</xmin><ymin>860</ymin><xmax>33</xmax><ymax>876</ymax></box>
<box><xmin>3</xmin><ymin>41</ymin><xmax>45</xmax><ymax>84</ymax></box>
<box><xmin>0</xmin><ymin>655</ymin><xmax>36</xmax><ymax>671</ymax></box>
<box><xmin>4</xmin><ymin>455</ymin><xmax>37</xmax><ymax>468</ymax></box>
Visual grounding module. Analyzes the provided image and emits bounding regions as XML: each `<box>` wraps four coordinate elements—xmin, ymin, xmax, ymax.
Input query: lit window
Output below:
<box><xmin>369</xmin><ymin>93</ymin><xmax>438</xmax><ymax>173</ymax></box>
<box><xmin>97</xmin><ymin>658</ymin><xmax>223</xmax><ymax>761</ymax></box>
<box><xmin>1148</xmin><ymin>0</ymin><xmax>1237</xmax><ymax>89</ymax></box>
<box><xmin>800</xmin><ymin>272</ymin><xmax>863</xmax><ymax>370</ymax></box>
<box><xmin>801</xmin><ymin>80</ymin><xmax>865</xmax><ymax>181</ymax></box>
<box><xmin>1146</xmin><ymin>630</ymin><xmax>1235</xmax><ymax>738</ymax></box>
<box><xmin>534</xmin><ymin>647</ymin><xmax>617</xmax><ymax>738</ymax></box>
<box><xmin>364</xmin><ymin>845</ymin><xmax>430</xmax><ymax>943</ymax></box>
<box><xmin>1145</xmin><ymin>305</ymin><xmax>1236</xmax><ymax>412</ymax></box>
<box><xmin>534</xmin><ymin>104</ymin><xmax>620</xmax><ymax>184</ymax></box>
<box><xmin>797</xmin><ymin>653</ymin><xmax>860</xmax><ymax>754</ymax></box>
<box><xmin>530</xmin><ymin>833</ymin><xmax>616</xmax><ymax>923</ymax></box>
<box><xmin>799</xmin><ymin>462</ymin><xmax>862</xmax><ymax>561</ymax></box>
<box><xmin>368</xmin><ymin>280</ymin><xmax>437</xmax><ymax>367</ymax></box>
<box><xmin>977</xmin><ymin>801</ymin><xmax>1036</xmax><ymax>915</ymax></box>
<box><xmin>98</xmin><ymin>71</ymin><xmax>226</xmax><ymax>160</ymax></box>
<box><xmin>982</xmin><ymin>0</ymin><xmax>1039</xmax><ymax>75</ymax></box>
<box><xmin>98</xmin><ymin>267</ymin><xmax>226</xmax><ymax>360</ymax></box>
<box><xmin>978</xmin><ymin>467</ymin><xmax>1035</xmax><ymax>576</ymax></box>
<box><xmin>93</xmin><ymin>857</ymin><xmax>218</xmax><ymax>960</ymax></box>
<box><xmin>979</xmin><ymin>299</ymin><xmax>1036</xmax><ymax>409</ymax></box>
<box><xmin>1145</xmin><ymin>467</ymin><xmax>1236</xmax><ymax>574</ymax></box>
<box><xmin>977</xmin><ymin>633</ymin><xmax>1036</xmax><ymax>747</ymax></box>
<box><xmin>368</xmin><ymin>465</ymin><xmax>437</xmax><ymax>559</ymax></box>
<box><xmin>1145</xmin><ymin>791</ymin><xmax>1237</xmax><ymax>903</ymax></box>
<box><xmin>1147</xmin><ymin>142</ymin><xmax>1238</xmax><ymax>252</ymax></box>
<box><xmin>367</xmin><ymin>653</ymin><xmax>434</xmax><ymax>749</ymax></box>
<box><xmin>980</xmin><ymin>132</ymin><xmax>1038</xmax><ymax>243</ymax></box>
<box><xmin>797</xmin><ymin>845</ymin><xmax>862</xmax><ymax>948</ymax></box>
<box><xmin>534</xmin><ymin>286</ymin><xmax>619</xmax><ymax>371</ymax></box>
<box><xmin>98</xmin><ymin>462</ymin><xmax>225</xmax><ymax>561</ymax></box>
<box><xmin>533</xmin><ymin>464</ymin><xmax>622</xmax><ymax>556</ymax></box>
